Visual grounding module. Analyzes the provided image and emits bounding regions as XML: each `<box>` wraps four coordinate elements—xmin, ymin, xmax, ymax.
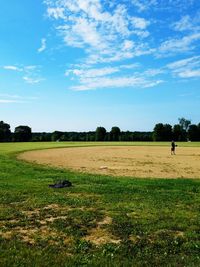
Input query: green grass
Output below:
<box><xmin>0</xmin><ymin>142</ymin><xmax>200</xmax><ymax>267</ymax></box>
<box><xmin>1</xmin><ymin>141</ymin><xmax>200</xmax><ymax>155</ymax></box>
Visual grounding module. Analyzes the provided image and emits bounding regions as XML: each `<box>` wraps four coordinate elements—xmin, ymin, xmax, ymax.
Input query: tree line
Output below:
<box><xmin>153</xmin><ymin>118</ymin><xmax>200</xmax><ymax>141</ymax></box>
<box><xmin>0</xmin><ymin>118</ymin><xmax>200</xmax><ymax>142</ymax></box>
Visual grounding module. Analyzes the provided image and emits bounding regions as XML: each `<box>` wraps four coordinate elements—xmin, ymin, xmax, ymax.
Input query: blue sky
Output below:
<box><xmin>0</xmin><ymin>0</ymin><xmax>200</xmax><ymax>132</ymax></box>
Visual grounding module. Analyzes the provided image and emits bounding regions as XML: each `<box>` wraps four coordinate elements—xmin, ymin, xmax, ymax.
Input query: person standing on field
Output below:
<box><xmin>171</xmin><ymin>140</ymin><xmax>176</xmax><ymax>155</ymax></box>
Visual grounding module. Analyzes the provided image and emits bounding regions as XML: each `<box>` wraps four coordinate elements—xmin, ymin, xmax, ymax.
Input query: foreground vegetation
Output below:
<box><xmin>0</xmin><ymin>142</ymin><xmax>200</xmax><ymax>266</ymax></box>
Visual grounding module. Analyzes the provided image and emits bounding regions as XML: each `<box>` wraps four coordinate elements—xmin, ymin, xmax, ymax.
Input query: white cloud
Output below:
<box><xmin>47</xmin><ymin>7</ymin><xmax>66</xmax><ymax>19</ymax></box>
<box><xmin>23</xmin><ymin>76</ymin><xmax>43</xmax><ymax>84</ymax></box>
<box><xmin>66</xmin><ymin>67</ymin><xmax>119</xmax><ymax>78</ymax></box>
<box><xmin>0</xmin><ymin>94</ymin><xmax>38</xmax><ymax>100</ymax></box>
<box><xmin>158</xmin><ymin>33</ymin><xmax>200</xmax><ymax>56</ymax></box>
<box><xmin>178</xmin><ymin>69</ymin><xmax>200</xmax><ymax>78</ymax></box>
<box><xmin>173</xmin><ymin>16</ymin><xmax>193</xmax><ymax>32</ymax></box>
<box><xmin>131</xmin><ymin>0</ymin><xmax>195</xmax><ymax>12</ymax></box>
<box><xmin>0</xmin><ymin>99</ymin><xmax>24</xmax><ymax>104</ymax></box>
<box><xmin>120</xmin><ymin>63</ymin><xmax>140</xmax><ymax>69</ymax></box>
<box><xmin>44</xmin><ymin>0</ymin><xmax>152</xmax><ymax>64</ymax></box>
<box><xmin>38</xmin><ymin>38</ymin><xmax>47</xmax><ymax>53</ymax></box>
<box><xmin>3</xmin><ymin>64</ymin><xmax>43</xmax><ymax>84</ymax></box>
<box><xmin>0</xmin><ymin>93</ymin><xmax>38</xmax><ymax>104</ymax></box>
<box><xmin>167</xmin><ymin>56</ymin><xmax>200</xmax><ymax>79</ymax></box>
<box><xmin>44</xmin><ymin>0</ymin><xmax>199</xmax><ymax>92</ymax></box>
<box><xmin>172</xmin><ymin>15</ymin><xmax>200</xmax><ymax>32</ymax></box>
<box><xmin>130</xmin><ymin>0</ymin><xmax>157</xmax><ymax>12</ymax></box>
<box><xmin>66</xmin><ymin>64</ymin><xmax>163</xmax><ymax>91</ymax></box>
<box><xmin>71</xmin><ymin>75</ymin><xmax>163</xmax><ymax>91</ymax></box>
<box><xmin>70</xmin><ymin>17</ymin><xmax>104</xmax><ymax>48</ymax></box>
<box><xmin>167</xmin><ymin>56</ymin><xmax>200</xmax><ymax>69</ymax></box>
<box><xmin>144</xmin><ymin>68</ymin><xmax>164</xmax><ymax>76</ymax></box>
<box><xmin>3</xmin><ymin>66</ymin><xmax>22</xmax><ymax>71</ymax></box>
<box><xmin>66</xmin><ymin>62</ymin><xmax>163</xmax><ymax>91</ymax></box>
<box><xmin>131</xmin><ymin>17</ymin><xmax>150</xmax><ymax>30</ymax></box>
<box><xmin>123</xmin><ymin>40</ymin><xmax>135</xmax><ymax>50</ymax></box>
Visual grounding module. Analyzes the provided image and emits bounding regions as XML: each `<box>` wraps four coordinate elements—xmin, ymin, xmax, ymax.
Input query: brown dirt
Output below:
<box><xmin>84</xmin><ymin>215</ymin><xmax>120</xmax><ymax>245</ymax></box>
<box><xmin>18</xmin><ymin>146</ymin><xmax>200</xmax><ymax>179</ymax></box>
<box><xmin>84</xmin><ymin>227</ymin><xmax>121</xmax><ymax>245</ymax></box>
<box><xmin>0</xmin><ymin>204</ymin><xmax>80</xmax><ymax>245</ymax></box>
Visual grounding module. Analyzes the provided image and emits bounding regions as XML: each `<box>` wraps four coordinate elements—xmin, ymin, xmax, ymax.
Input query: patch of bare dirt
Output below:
<box><xmin>0</xmin><ymin>205</ymin><xmax>95</xmax><ymax>245</ymax></box>
<box><xmin>84</xmin><ymin>215</ymin><xmax>120</xmax><ymax>245</ymax></box>
<box><xmin>18</xmin><ymin>146</ymin><xmax>200</xmax><ymax>178</ymax></box>
<box><xmin>84</xmin><ymin>228</ymin><xmax>121</xmax><ymax>245</ymax></box>
<box><xmin>0</xmin><ymin>225</ymin><xmax>68</xmax><ymax>245</ymax></box>
<box><xmin>0</xmin><ymin>230</ymin><xmax>13</xmax><ymax>239</ymax></box>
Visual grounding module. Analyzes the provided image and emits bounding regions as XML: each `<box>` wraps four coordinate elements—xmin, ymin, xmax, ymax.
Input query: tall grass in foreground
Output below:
<box><xmin>0</xmin><ymin>142</ymin><xmax>200</xmax><ymax>267</ymax></box>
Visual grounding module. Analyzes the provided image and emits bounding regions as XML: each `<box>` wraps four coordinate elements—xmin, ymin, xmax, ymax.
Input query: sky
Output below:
<box><xmin>0</xmin><ymin>0</ymin><xmax>200</xmax><ymax>132</ymax></box>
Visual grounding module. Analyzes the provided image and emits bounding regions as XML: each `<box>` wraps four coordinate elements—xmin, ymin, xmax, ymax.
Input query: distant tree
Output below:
<box><xmin>153</xmin><ymin>123</ymin><xmax>172</xmax><ymax>141</ymax></box>
<box><xmin>198</xmin><ymin>123</ymin><xmax>200</xmax><ymax>139</ymax></box>
<box><xmin>14</xmin><ymin>126</ymin><xmax>32</xmax><ymax>142</ymax></box>
<box><xmin>178</xmin><ymin>118</ymin><xmax>191</xmax><ymax>132</ymax></box>
<box><xmin>173</xmin><ymin>124</ymin><xmax>186</xmax><ymax>141</ymax></box>
<box><xmin>41</xmin><ymin>133</ymin><xmax>52</xmax><ymax>142</ymax></box>
<box><xmin>110</xmin><ymin>126</ymin><xmax>121</xmax><ymax>141</ymax></box>
<box><xmin>51</xmin><ymin>131</ymin><xmax>63</xmax><ymax>141</ymax></box>
<box><xmin>131</xmin><ymin>131</ymin><xmax>153</xmax><ymax>141</ymax></box>
<box><xmin>188</xmin><ymin>124</ymin><xmax>199</xmax><ymax>141</ymax></box>
<box><xmin>0</xmin><ymin>121</ymin><xmax>11</xmax><ymax>142</ymax></box>
<box><xmin>95</xmin><ymin>127</ymin><xmax>106</xmax><ymax>141</ymax></box>
<box><xmin>163</xmin><ymin>124</ymin><xmax>172</xmax><ymax>141</ymax></box>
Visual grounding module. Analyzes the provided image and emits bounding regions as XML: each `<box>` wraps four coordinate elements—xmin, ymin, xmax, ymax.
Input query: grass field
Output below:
<box><xmin>0</xmin><ymin>142</ymin><xmax>200</xmax><ymax>267</ymax></box>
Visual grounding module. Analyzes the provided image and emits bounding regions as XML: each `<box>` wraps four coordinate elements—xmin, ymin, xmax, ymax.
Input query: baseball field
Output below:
<box><xmin>1</xmin><ymin>142</ymin><xmax>200</xmax><ymax>266</ymax></box>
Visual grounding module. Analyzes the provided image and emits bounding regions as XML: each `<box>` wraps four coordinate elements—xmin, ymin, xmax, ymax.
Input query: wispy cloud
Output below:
<box><xmin>158</xmin><ymin>33</ymin><xmax>200</xmax><ymax>56</ymax></box>
<box><xmin>66</xmin><ymin>64</ymin><xmax>140</xmax><ymax>79</ymax></box>
<box><xmin>0</xmin><ymin>94</ymin><xmax>38</xmax><ymax>104</ymax></box>
<box><xmin>66</xmin><ymin>64</ymin><xmax>163</xmax><ymax>91</ymax></box>
<box><xmin>3</xmin><ymin>65</ymin><xmax>22</xmax><ymax>71</ymax></box>
<box><xmin>0</xmin><ymin>99</ymin><xmax>23</xmax><ymax>104</ymax></box>
<box><xmin>172</xmin><ymin>14</ymin><xmax>200</xmax><ymax>32</ymax></box>
<box><xmin>167</xmin><ymin>56</ymin><xmax>200</xmax><ymax>69</ymax></box>
<box><xmin>131</xmin><ymin>17</ymin><xmax>150</xmax><ymax>30</ymax></box>
<box><xmin>23</xmin><ymin>76</ymin><xmax>43</xmax><ymax>84</ymax></box>
<box><xmin>130</xmin><ymin>0</ymin><xmax>157</xmax><ymax>12</ymax></box>
<box><xmin>178</xmin><ymin>69</ymin><xmax>200</xmax><ymax>78</ymax></box>
<box><xmin>71</xmin><ymin>75</ymin><xmax>163</xmax><ymax>91</ymax></box>
<box><xmin>130</xmin><ymin>0</ymin><xmax>195</xmax><ymax>12</ymax></box>
<box><xmin>66</xmin><ymin>67</ymin><xmax>119</xmax><ymax>78</ymax></box>
<box><xmin>0</xmin><ymin>98</ymin><xmax>27</xmax><ymax>104</ymax></box>
<box><xmin>38</xmin><ymin>38</ymin><xmax>47</xmax><ymax>53</ymax></box>
<box><xmin>44</xmin><ymin>0</ymin><xmax>199</xmax><ymax>91</ymax></box>
<box><xmin>3</xmin><ymin>64</ymin><xmax>44</xmax><ymax>84</ymax></box>
<box><xmin>45</xmin><ymin>0</ymin><xmax>151</xmax><ymax>64</ymax></box>
<box><xmin>0</xmin><ymin>94</ymin><xmax>38</xmax><ymax>100</ymax></box>
<box><xmin>167</xmin><ymin>56</ymin><xmax>200</xmax><ymax>78</ymax></box>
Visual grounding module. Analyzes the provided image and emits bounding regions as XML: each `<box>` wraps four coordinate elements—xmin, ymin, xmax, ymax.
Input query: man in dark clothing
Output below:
<box><xmin>171</xmin><ymin>141</ymin><xmax>176</xmax><ymax>155</ymax></box>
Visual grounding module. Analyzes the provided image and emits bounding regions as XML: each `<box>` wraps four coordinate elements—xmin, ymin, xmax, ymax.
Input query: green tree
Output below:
<box><xmin>14</xmin><ymin>126</ymin><xmax>32</xmax><ymax>142</ymax></box>
<box><xmin>51</xmin><ymin>131</ymin><xmax>63</xmax><ymax>141</ymax></box>
<box><xmin>188</xmin><ymin>124</ymin><xmax>199</xmax><ymax>141</ymax></box>
<box><xmin>110</xmin><ymin>126</ymin><xmax>121</xmax><ymax>141</ymax></box>
<box><xmin>153</xmin><ymin>123</ymin><xmax>172</xmax><ymax>141</ymax></box>
<box><xmin>0</xmin><ymin>121</ymin><xmax>11</xmax><ymax>142</ymax></box>
<box><xmin>95</xmin><ymin>127</ymin><xmax>106</xmax><ymax>141</ymax></box>
<box><xmin>173</xmin><ymin>124</ymin><xmax>186</xmax><ymax>141</ymax></box>
<box><xmin>178</xmin><ymin>117</ymin><xmax>191</xmax><ymax>132</ymax></box>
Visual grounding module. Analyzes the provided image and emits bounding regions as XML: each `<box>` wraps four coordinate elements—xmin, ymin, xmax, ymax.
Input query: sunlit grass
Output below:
<box><xmin>1</xmin><ymin>141</ymin><xmax>200</xmax><ymax>155</ymax></box>
<box><xmin>0</xmin><ymin>142</ymin><xmax>200</xmax><ymax>266</ymax></box>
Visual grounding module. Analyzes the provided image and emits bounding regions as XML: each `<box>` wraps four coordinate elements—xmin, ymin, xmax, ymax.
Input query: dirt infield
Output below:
<box><xmin>18</xmin><ymin>146</ymin><xmax>200</xmax><ymax>179</ymax></box>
